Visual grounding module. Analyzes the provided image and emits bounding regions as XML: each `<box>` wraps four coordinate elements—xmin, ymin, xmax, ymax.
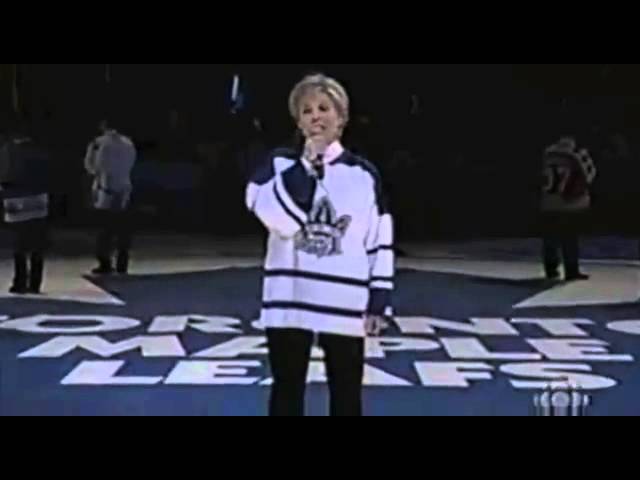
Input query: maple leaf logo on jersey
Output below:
<box><xmin>295</xmin><ymin>197</ymin><xmax>351</xmax><ymax>258</ymax></box>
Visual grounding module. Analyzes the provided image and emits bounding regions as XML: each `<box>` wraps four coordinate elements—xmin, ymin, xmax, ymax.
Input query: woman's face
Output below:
<box><xmin>297</xmin><ymin>89</ymin><xmax>344</xmax><ymax>147</ymax></box>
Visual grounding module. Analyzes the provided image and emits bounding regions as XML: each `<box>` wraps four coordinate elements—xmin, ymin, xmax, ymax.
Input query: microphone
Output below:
<box><xmin>312</xmin><ymin>155</ymin><xmax>325</xmax><ymax>181</ymax></box>
<box><xmin>305</xmin><ymin>139</ymin><xmax>327</xmax><ymax>181</ymax></box>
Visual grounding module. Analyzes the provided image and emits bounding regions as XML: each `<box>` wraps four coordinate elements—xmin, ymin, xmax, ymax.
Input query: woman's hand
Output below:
<box><xmin>304</xmin><ymin>138</ymin><xmax>328</xmax><ymax>163</ymax></box>
<box><xmin>304</xmin><ymin>138</ymin><xmax>328</xmax><ymax>179</ymax></box>
<box><xmin>365</xmin><ymin>315</ymin><xmax>388</xmax><ymax>337</ymax></box>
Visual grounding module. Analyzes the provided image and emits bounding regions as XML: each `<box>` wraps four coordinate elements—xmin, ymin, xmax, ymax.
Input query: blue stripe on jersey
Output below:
<box><xmin>273</xmin><ymin>182</ymin><xmax>305</xmax><ymax>228</ymax></box>
<box><xmin>264</xmin><ymin>269</ymin><xmax>369</xmax><ymax>287</ymax></box>
<box><xmin>263</xmin><ymin>301</ymin><xmax>364</xmax><ymax>319</ymax></box>
<box><xmin>367</xmin><ymin>245</ymin><xmax>394</xmax><ymax>255</ymax></box>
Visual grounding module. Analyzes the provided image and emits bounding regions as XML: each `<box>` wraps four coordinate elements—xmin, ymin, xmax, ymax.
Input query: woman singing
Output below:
<box><xmin>246</xmin><ymin>74</ymin><xmax>395</xmax><ymax>416</ymax></box>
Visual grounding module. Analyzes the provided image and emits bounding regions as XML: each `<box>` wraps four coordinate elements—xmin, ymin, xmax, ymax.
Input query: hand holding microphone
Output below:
<box><xmin>304</xmin><ymin>137</ymin><xmax>328</xmax><ymax>181</ymax></box>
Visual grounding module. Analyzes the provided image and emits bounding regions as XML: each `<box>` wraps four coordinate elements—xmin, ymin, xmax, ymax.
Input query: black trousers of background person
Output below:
<box><xmin>542</xmin><ymin>212</ymin><xmax>585</xmax><ymax>279</ymax></box>
<box><xmin>11</xmin><ymin>219</ymin><xmax>49</xmax><ymax>292</ymax></box>
<box><xmin>96</xmin><ymin>209</ymin><xmax>132</xmax><ymax>273</ymax></box>
<box><xmin>266</xmin><ymin>328</ymin><xmax>365</xmax><ymax>417</ymax></box>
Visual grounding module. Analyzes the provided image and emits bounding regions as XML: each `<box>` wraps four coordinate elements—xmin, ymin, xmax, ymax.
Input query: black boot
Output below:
<box><xmin>116</xmin><ymin>251</ymin><xmax>129</xmax><ymax>275</ymax></box>
<box><xmin>91</xmin><ymin>257</ymin><xmax>114</xmax><ymax>275</ymax></box>
<box><xmin>10</xmin><ymin>253</ymin><xmax>28</xmax><ymax>294</ymax></box>
<box><xmin>546</xmin><ymin>270</ymin><xmax>561</xmax><ymax>281</ymax></box>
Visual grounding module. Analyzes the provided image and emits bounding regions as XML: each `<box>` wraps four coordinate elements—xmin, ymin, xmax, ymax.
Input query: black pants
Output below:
<box><xmin>542</xmin><ymin>212</ymin><xmax>584</xmax><ymax>278</ymax></box>
<box><xmin>96</xmin><ymin>209</ymin><xmax>132</xmax><ymax>272</ymax></box>
<box><xmin>11</xmin><ymin>219</ymin><xmax>49</xmax><ymax>291</ymax></box>
<box><xmin>266</xmin><ymin>328</ymin><xmax>365</xmax><ymax>417</ymax></box>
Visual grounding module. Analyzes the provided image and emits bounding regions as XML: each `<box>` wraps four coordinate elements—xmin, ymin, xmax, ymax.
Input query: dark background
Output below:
<box><xmin>1</xmin><ymin>64</ymin><xmax>638</xmax><ymax>239</ymax></box>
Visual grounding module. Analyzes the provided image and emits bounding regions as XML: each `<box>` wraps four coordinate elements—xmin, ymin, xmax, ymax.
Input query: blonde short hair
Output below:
<box><xmin>288</xmin><ymin>74</ymin><xmax>350</xmax><ymax>125</ymax></box>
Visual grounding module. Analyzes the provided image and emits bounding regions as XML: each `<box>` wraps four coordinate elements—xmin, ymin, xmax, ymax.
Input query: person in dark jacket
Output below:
<box><xmin>0</xmin><ymin>123</ymin><xmax>51</xmax><ymax>294</ymax></box>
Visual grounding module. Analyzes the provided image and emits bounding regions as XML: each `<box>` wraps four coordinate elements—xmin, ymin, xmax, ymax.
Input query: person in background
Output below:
<box><xmin>541</xmin><ymin>136</ymin><xmax>597</xmax><ymax>282</ymax></box>
<box><xmin>0</xmin><ymin>120</ymin><xmax>51</xmax><ymax>294</ymax></box>
<box><xmin>84</xmin><ymin>120</ymin><xmax>137</xmax><ymax>275</ymax></box>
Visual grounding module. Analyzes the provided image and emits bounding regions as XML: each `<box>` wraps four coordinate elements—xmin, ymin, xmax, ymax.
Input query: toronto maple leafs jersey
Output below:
<box><xmin>246</xmin><ymin>141</ymin><xmax>395</xmax><ymax>338</ymax></box>
<box><xmin>541</xmin><ymin>138</ymin><xmax>597</xmax><ymax>213</ymax></box>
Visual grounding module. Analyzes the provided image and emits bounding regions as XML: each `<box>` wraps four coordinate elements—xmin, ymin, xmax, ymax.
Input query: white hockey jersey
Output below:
<box><xmin>246</xmin><ymin>141</ymin><xmax>394</xmax><ymax>338</ymax></box>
